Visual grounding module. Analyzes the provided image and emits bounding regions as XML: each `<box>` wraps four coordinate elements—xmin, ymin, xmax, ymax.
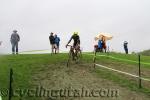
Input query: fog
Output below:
<box><xmin>0</xmin><ymin>0</ymin><xmax>150</xmax><ymax>54</ymax></box>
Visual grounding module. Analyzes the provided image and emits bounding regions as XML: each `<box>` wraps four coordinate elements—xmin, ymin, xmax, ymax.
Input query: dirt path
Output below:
<box><xmin>31</xmin><ymin>62</ymin><xmax>150</xmax><ymax>100</ymax></box>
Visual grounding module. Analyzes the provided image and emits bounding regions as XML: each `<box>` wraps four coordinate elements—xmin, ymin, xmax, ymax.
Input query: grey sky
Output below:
<box><xmin>0</xmin><ymin>0</ymin><xmax>150</xmax><ymax>53</ymax></box>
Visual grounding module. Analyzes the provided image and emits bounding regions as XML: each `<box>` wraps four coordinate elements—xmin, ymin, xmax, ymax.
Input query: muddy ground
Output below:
<box><xmin>31</xmin><ymin>61</ymin><xmax>150</xmax><ymax>100</ymax></box>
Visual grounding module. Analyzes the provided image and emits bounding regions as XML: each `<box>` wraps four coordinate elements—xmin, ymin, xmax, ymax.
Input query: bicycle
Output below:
<box><xmin>66</xmin><ymin>44</ymin><xmax>82</xmax><ymax>67</ymax></box>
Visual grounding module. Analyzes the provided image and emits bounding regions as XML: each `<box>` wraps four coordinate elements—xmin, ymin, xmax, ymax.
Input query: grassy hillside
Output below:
<box><xmin>0</xmin><ymin>53</ymin><xmax>150</xmax><ymax>100</ymax></box>
<box><xmin>139</xmin><ymin>49</ymin><xmax>150</xmax><ymax>56</ymax></box>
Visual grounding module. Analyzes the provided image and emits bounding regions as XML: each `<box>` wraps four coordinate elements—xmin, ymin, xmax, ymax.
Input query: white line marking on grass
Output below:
<box><xmin>84</xmin><ymin>53</ymin><xmax>150</xmax><ymax>66</ymax></box>
<box><xmin>95</xmin><ymin>63</ymin><xmax>150</xmax><ymax>82</ymax></box>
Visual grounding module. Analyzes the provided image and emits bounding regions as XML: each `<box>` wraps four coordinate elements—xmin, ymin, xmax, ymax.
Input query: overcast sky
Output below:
<box><xmin>0</xmin><ymin>0</ymin><xmax>150</xmax><ymax>53</ymax></box>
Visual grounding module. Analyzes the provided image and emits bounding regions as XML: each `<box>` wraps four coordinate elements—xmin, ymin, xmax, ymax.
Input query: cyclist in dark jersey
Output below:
<box><xmin>66</xmin><ymin>32</ymin><xmax>80</xmax><ymax>48</ymax></box>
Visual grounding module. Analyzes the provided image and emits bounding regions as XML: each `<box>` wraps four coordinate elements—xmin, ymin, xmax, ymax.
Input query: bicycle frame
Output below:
<box><xmin>66</xmin><ymin>44</ymin><xmax>82</xmax><ymax>67</ymax></box>
<box><xmin>67</xmin><ymin>45</ymin><xmax>77</xmax><ymax>59</ymax></box>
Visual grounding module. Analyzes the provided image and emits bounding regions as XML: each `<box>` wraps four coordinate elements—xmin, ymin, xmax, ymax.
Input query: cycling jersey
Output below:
<box><xmin>68</xmin><ymin>34</ymin><xmax>80</xmax><ymax>47</ymax></box>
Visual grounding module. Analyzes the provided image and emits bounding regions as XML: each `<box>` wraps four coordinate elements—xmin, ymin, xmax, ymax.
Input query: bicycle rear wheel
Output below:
<box><xmin>75</xmin><ymin>50</ymin><xmax>82</xmax><ymax>63</ymax></box>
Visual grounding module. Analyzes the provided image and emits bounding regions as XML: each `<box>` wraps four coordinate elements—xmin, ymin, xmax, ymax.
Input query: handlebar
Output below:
<box><xmin>66</xmin><ymin>45</ymin><xmax>72</xmax><ymax>47</ymax></box>
<box><xmin>66</xmin><ymin>44</ymin><xmax>73</xmax><ymax>48</ymax></box>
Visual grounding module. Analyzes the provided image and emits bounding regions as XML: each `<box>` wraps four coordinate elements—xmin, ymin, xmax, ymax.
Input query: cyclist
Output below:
<box><xmin>66</xmin><ymin>32</ymin><xmax>80</xmax><ymax>49</ymax></box>
<box><xmin>66</xmin><ymin>32</ymin><xmax>81</xmax><ymax>60</ymax></box>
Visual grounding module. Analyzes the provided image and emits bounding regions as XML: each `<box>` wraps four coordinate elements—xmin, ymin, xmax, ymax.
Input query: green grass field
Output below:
<box><xmin>0</xmin><ymin>53</ymin><xmax>150</xmax><ymax>100</ymax></box>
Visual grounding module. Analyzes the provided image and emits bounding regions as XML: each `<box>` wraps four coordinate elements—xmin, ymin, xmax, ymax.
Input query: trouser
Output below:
<box><xmin>51</xmin><ymin>44</ymin><xmax>55</xmax><ymax>54</ymax></box>
<box><xmin>124</xmin><ymin>48</ymin><xmax>128</xmax><ymax>54</ymax></box>
<box><xmin>11</xmin><ymin>42</ymin><xmax>18</xmax><ymax>54</ymax></box>
<box><xmin>56</xmin><ymin>43</ymin><xmax>59</xmax><ymax>53</ymax></box>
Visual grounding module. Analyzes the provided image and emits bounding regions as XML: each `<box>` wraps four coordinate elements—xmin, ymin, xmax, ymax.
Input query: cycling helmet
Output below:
<box><xmin>73</xmin><ymin>32</ymin><xmax>78</xmax><ymax>35</ymax></box>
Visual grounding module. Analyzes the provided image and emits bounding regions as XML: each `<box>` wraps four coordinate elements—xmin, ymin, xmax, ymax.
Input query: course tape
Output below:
<box><xmin>95</xmin><ymin>63</ymin><xmax>150</xmax><ymax>82</ymax></box>
<box><xmin>84</xmin><ymin>53</ymin><xmax>150</xmax><ymax>66</ymax></box>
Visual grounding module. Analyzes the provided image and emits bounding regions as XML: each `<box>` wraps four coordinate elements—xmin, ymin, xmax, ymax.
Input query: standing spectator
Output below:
<box><xmin>98</xmin><ymin>39</ymin><xmax>103</xmax><ymax>52</ymax></box>
<box><xmin>102</xmin><ymin>36</ymin><xmax>106</xmax><ymax>53</ymax></box>
<box><xmin>124</xmin><ymin>41</ymin><xmax>128</xmax><ymax>54</ymax></box>
<box><xmin>10</xmin><ymin>30</ymin><xmax>20</xmax><ymax>54</ymax></box>
<box><xmin>0</xmin><ymin>41</ymin><xmax>2</xmax><ymax>46</ymax></box>
<box><xmin>0</xmin><ymin>41</ymin><xmax>2</xmax><ymax>55</ymax></box>
<box><xmin>49</xmin><ymin>32</ymin><xmax>55</xmax><ymax>54</ymax></box>
<box><xmin>54</xmin><ymin>34</ymin><xmax>60</xmax><ymax>53</ymax></box>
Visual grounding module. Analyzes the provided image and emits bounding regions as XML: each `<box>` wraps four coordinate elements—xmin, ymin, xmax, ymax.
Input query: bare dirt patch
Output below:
<box><xmin>31</xmin><ymin>62</ymin><xmax>150</xmax><ymax>100</ymax></box>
